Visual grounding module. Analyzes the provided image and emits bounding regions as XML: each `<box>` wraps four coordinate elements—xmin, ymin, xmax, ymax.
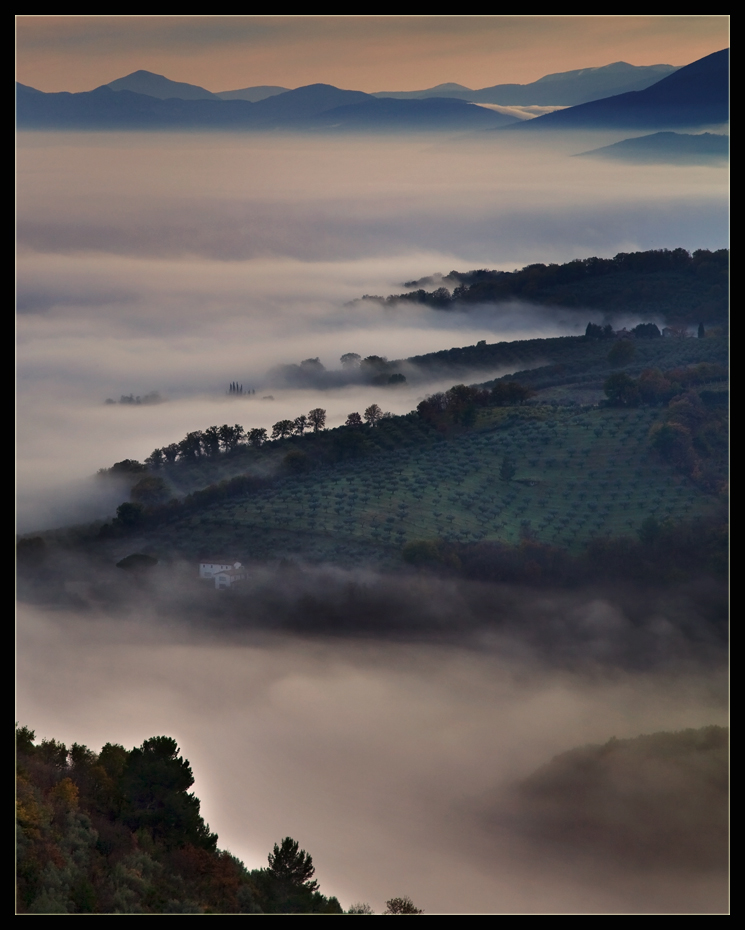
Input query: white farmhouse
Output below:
<box><xmin>199</xmin><ymin>559</ymin><xmax>246</xmax><ymax>589</ymax></box>
<box><xmin>212</xmin><ymin>565</ymin><xmax>247</xmax><ymax>589</ymax></box>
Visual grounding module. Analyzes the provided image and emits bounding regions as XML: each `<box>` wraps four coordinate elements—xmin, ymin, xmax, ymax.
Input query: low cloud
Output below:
<box><xmin>17</xmin><ymin>584</ymin><xmax>728</xmax><ymax>913</ymax></box>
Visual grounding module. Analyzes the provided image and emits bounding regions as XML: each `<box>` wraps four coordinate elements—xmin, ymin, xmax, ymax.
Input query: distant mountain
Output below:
<box><xmin>216</xmin><ymin>85</ymin><xmax>290</xmax><ymax>102</ymax></box>
<box><xmin>374</xmin><ymin>82</ymin><xmax>475</xmax><ymax>100</ymax></box>
<box><xmin>577</xmin><ymin>131</ymin><xmax>729</xmax><ymax>164</ymax></box>
<box><xmin>310</xmin><ymin>96</ymin><xmax>519</xmax><ymax>130</ymax></box>
<box><xmin>515</xmin><ymin>49</ymin><xmax>729</xmax><ymax>130</ymax></box>
<box><xmin>16</xmin><ymin>81</ymin><xmax>515</xmax><ymax>131</ymax></box>
<box><xmin>102</xmin><ymin>70</ymin><xmax>218</xmax><ymax>100</ymax></box>
<box><xmin>374</xmin><ymin>62</ymin><xmax>679</xmax><ymax>106</ymax></box>
<box><xmin>101</xmin><ymin>71</ymin><xmax>290</xmax><ymax>104</ymax></box>
<box><xmin>243</xmin><ymin>83</ymin><xmax>370</xmax><ymax>120</ymax></box>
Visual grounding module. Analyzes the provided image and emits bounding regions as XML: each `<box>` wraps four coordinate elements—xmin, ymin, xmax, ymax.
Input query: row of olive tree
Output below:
<box><xmin>143</xmin><ymin>405</ymin><xmax>388</xmax><ymax>469</ymax></box>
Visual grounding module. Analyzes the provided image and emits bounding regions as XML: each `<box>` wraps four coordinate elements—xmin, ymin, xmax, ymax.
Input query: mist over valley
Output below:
<box><xmin>16</xmin><ymin>22</ymin><xmax>729</xmax><ymax>914</ymax></box>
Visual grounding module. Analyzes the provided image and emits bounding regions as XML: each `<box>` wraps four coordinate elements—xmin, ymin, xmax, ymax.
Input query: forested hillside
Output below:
<box><xmin>376</xmin><ymin>248</ymin><xmax>728</xmax><ymax>325</ymax></box>
<box><xmin>16</xmin><ymin>726</ymin><xmax>344</xmax><ymax>914</ymax></box>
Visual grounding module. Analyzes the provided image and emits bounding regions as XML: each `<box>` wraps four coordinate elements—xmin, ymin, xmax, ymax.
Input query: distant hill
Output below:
<box><xmin>216</xmin><ymin>85</ymin><xmax>290</xmax><ymax>102</ymax></box>
<box><xmin>310</xmin><ymin>96</ymin><xmax>519</xmax><ymax>130</ymax></box>
<box><xmin>375</xmin><ymin>62</ymin><xmax>679</xmax><ymax>106</ymax></box>
<box><xmin>514</xmin><ymin>49</ymin><xmax>729</xmax><ymax>130</ymax></box>
<box><xmin>102</xmin><ymin>69</ymin><xmax>218</xmax><ymax>100</ymax></box>
<box><xmin>578</xmin><ymin>131</ymin><xmax>729</xmax><ymax>164</ymax></box>
<box><xmin>512</xmin><ymin>726</ymin><xmax>728</xmax><ymax>869</ymax></box>
<box><xmin>16</xmin><ymin>81</ymin><xmax>517</xmax><ymax>131</ymax></box>
<box><xmin>102</xmin><ymin>72</ymin><xmax>290</xmax><ymax>104</ymax></box>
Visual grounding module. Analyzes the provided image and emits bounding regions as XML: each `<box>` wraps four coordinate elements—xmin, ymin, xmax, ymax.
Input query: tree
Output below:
<box><xmin>247</xmin><ymin>428</ymin><xmax>268</xmax><ymax>448</ymax></box>
<box><xmin>490</xmin><ymin>381</ymin><xmax>532</xmax><ymax>406</ymax></box>
<box><xmin>607</xmin><ymin>339</ymin><xmax>635</xmax><ymax>367</ymax></box>
<box><xmin>383</xmin><ymin>896</ymin><xmax>423</xmax><ymax>915</ymax></box>
<box><xmin>272</xmin><ymin>420</ymin><xmax>295</xmax><ymax>440</ymax></box>
<box><xmin>340</xmin><ymin>353</ymin><xmax>361</xmax><ymax>369</ymax></box>
<box><xmin>121</xmin><ymin>736</ymin><xmax>217</xmax><ymax>851</ymax></box>
<box><xmin>308</xmin><ymin>408</ymin><xmax>326</xmax><ymax>432</ymax></box>
<box><xmin>202</xmin><ymin>425</ymin><xmax>222</xmax><ymax>456</ymax></box>
<box><xmin>345</xmin><ymin>412</ymin><xmax>363</xmax><ymax>428</ymax></box>
<box><xmin>109</xmin><ymin>459</ymin><xmax>147</xmax><ymax>475</ymax></box>
<box><xmin>293</xmin><ymin>415</ymin><xmax>308</xmax><ymax>435</ymax></box>
<box><xmin>632</xmin><ymin>322</ymin><xmax>661</xmax><ymax>339</ymax></box>
<box><xmin>499</xmin><ymin>456</ymin><xmax>516</xmax><ymax>482</ymax></box>
<box><xmin>178</xmin><ymin>431</ymin><xmax>204</xmax><ymax>461</ymax></box>
<box><xmin>145</xmin><ymin>448</ymin><xmax>164</xmax><ymax>469</ymax></box>
<box><xmin>116</xmin><ymin>502</ymin><xmax>144</xmax><ymax>527</ymax></box>
<box><xmin>364</xmin><ymin>404</ymin><xmax>383</xmax><ymax>426</ymax></box>
<box><xmin>267</xmin><ymin>838</ymin><xmax>318</xmax><ymax>893</ymax></box>
<box><xmin>130</xmin><ymin>475</ymin><xmax>170</xmax><ymax>506</ymax></box>
<box><xmin>604</xmin><ymin>372</ymin><xmax>640</xmax><ymax>407</ymax></box>
<box><xmin>300</xmin><ymin>357</ymin><xmax>325</xmax><ymax>374</ymax></box>
<box><xmin>219</xmin><ymin>423</ymin><xmax>245</xmax><ymax>451</ymax></box>
<box><xmin>347</xmin><ymin>903</ymin><xmax>375</xmax><ymax>914</ymax></box>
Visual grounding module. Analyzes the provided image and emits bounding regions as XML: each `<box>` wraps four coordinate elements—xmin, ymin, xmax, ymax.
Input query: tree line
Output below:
<box><xmin>379</xmin><ymin>247</ymin><xmax>729</xmax><ymax>323</ymax></box>
<box><xmin>416</xmin><ymin>381</ymin><xmax>533</xmax><ymax>431</ymax></box>
<box><xmin>142</xmin><ymin>405</ymin><xmax>391</xmax><ymax>469</ymax></box>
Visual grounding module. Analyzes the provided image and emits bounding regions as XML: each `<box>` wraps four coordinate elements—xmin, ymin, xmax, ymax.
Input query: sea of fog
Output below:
<box><xmin>17</xmin><ymin>129</ymin><xmax>728</xmax><ymax>913</ymax></box>
<box><xmin>17</xmin><ymin>129</ymin><xmax>728</xmax><ymax>531</ymax></box>
<box><xmin>17</xmin><ymin>603</ymin><xmax>728</xmax><ymax>914</ymax></box>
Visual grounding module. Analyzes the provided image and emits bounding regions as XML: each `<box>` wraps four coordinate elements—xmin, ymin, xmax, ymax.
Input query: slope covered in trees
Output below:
<box><xmin>16</xmin><ymin>726</ymin><xmax>343</xmax><ymax>914</ymax></box>
<box><xmin>376</xmin><ymin>248</ymin><xmax>728</xmax><ymax>326</ymax></box>
<box><xmin>19</xmin><ymin>323</ymin><xmax>726</xmax><ymax>587</ymax></box>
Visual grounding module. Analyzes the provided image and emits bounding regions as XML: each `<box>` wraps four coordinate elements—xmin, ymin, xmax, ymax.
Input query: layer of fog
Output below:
<box><xmin>17</xmin><ymin>129</ymin><xmax>727</xmax><ymax>533</ymax></box>
<box><xmin>474</xmin><ymin>103</ymin><xmax>568</xmax><ymax>120</ymax></box>
<box><xmin>17</xmin><ymin>599</ymin><xmax>728</xmax><ymax>913</ymax></box>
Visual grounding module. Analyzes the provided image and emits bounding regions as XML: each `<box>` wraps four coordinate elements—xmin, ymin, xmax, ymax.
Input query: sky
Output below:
<box><xmin>16</xmin><ymin>15</ymin><xmax>729</xmax><ymax>94</ymax></box>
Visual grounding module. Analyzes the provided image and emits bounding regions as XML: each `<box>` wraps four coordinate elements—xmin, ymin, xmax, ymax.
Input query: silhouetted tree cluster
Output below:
<box><xmin>648</xmin><ymin>390</ymin><xmax>728</xmax><ymax>492</ymax></box>
<box><xmin>383</xmin><ymin>248</ymin><xmax>728</xmax><ymax>324</ymax></box>
<box><xmin>417</xmin><ymin>381</ymin><xmax>532</xmax><ymax>431</ymax></box>
<box><xmin>16</xmin><ymin>727</ymin><xmax>344</xmax><ymax>914</ymax></box>
<box><xmin>604</xmin><ymin>362</ymin><xmax>727</xmax><ymax>407</ymax></box>
<box><xmin>105</xmin><ymin>392</ymin><xmax>162</xmax><ymax>406</ymax></box>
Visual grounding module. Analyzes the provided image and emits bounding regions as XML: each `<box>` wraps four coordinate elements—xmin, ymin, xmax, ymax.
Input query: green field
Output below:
<box><xmin>140</xmin><ymin>403</ymin><xmax>718</xmax><ymax>566</ymax></box>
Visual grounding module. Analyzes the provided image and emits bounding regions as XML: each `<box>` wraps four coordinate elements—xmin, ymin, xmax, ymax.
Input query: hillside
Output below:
<box><xmin>18</xmin><ymin>325</ymin><xmax>727</xmax><ymax>598</ymax></box>
<box><xmin>510</xmin><ymin>726</ymin><xmax>728</xmax><ymax>869</ymax></box>
<box><xmin>577</xmin><ymin>131</ymin><xmax>728</xmax><ymax>165</ymax></box>
<box><xmin>376</xmin><ymin>247</ymin><xmax>729</xmax><ymax>326</ymax></box>
<box><xmin>16</xmin><ymin>725</ymin><xmax>343</xmax><ymax>914</ymax></box>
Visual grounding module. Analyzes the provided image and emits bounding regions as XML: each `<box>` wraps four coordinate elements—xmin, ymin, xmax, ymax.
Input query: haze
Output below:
<box><xmin>17</xmin><ymin>597</ymin><xmax>728</xmax><ymax>914</ymax></box>
<box><xmin>17</xmin><ymin>130</ymin><xmax>727</xmax><ymax>531</ymax></box>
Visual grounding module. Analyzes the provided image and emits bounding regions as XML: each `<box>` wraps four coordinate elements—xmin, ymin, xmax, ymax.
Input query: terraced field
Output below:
<box><xmin>144</xmin><ymin>404</ymin><xmax>719</xmax><ymax>566</ymax></box>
